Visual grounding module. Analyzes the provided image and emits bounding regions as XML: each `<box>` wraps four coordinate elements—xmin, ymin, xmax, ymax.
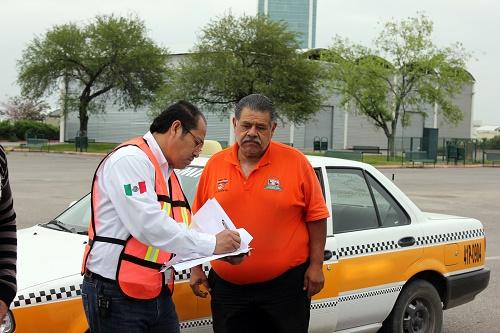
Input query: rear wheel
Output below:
<box><xmin>381</xmin><ymin>280</ymin><xmax>442</xmax><ymax>333</ymax></box>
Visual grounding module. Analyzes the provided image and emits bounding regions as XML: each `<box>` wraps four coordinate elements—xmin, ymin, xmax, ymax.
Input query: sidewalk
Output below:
<box><xmin>2</xmin><ymin>141</ymin><xmax>108</xmax><ymax>157</ymax></box>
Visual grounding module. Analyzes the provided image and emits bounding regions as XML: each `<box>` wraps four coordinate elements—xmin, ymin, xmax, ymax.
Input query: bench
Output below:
<box><xmin>67</xmin><ymin>138</ymin><xmax>96</xmax><ymax>143</ymax></box>
<box><xmin>483</xmin><ymin>151</ymin><xmax>500</xmax><ymax>166</ymax></box>
<box><xmin>325</xmin><ymin>150</ymin><xmax>363</xmax><ymax>162</ymax></box>
<box><xmin>404</xmin><ymin>151</ymin><xmax>436</xmax><ymax>167</ymax></box>
<box><xmin>22</xmin><ymin>138</ymin><xmax>49</xmax><ymax>151</ymax></box>
<box><xmin>446</xmin><ymin>145</ymin><xmax>466</xmax><ymax>165</ymax></box>
<box><xmin>352</xmin><ymin>145</ymin><xmax>381</xmax><ymax>154</ymax></box>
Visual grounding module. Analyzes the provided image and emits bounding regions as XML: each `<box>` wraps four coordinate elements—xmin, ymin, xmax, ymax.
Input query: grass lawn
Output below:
<box><xmin>46</xmin><ymin>142</ymin><xmax>118</xmax><ymax>154</ymax></box>
<box><xmin>361</xmin><ymin>154</ymin><xmax>404</xmax><ymax>166</ymax></box>
<box><xmin>305</xmin><ymin>151</ymin><xmax>403</xmax><ymax>166</ymax></box>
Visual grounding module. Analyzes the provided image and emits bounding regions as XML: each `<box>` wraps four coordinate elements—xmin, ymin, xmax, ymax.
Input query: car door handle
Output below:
<box><xmin>398</xmin><ymin>236</ymin><xmax>416</xmax><ymax>247</ymax></box>
<box><xmin>324</xmin><ymin>250</ymin><xmax>333</xmax><ymax>260</ymax></box>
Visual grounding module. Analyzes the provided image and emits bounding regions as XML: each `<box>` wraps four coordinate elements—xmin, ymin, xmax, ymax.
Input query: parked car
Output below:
<box><xmin>3</xmin><ymin>155</ymin><xmax>489</xmax><ymax>333</ymax></box>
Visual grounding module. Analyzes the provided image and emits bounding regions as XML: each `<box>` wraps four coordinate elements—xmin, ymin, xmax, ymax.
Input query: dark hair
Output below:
<box><xmin>235</xmin><ymin>94</ymin><xmax>277</xmax><ymax>122</ymax></box>
<box><xmin>150</xmin><ymin>100</ymin><xmax>206</xmax><ymax>134</ymax></box>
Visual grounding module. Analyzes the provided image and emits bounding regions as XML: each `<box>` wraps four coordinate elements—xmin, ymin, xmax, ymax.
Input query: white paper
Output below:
<box><xmin>171</xmin><ymin>247</ymin><xmax>252</xmax><ymax>271</ymax></box>
<box><xmin>161</xmin><ymin>198</ymin><xmax>253</xmax><ymax>272</ymax></box>
<box><xmin>190</xmin><ymin>198</ymin><xmax>235</xmax><ymax>233</ymax></box>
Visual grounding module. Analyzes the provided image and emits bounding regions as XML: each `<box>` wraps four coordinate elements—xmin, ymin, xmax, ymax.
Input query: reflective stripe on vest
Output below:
<box><xmin>81</xmin><ymin>137</ymin><xmax>192</xmax><ymax>300</ymax></box>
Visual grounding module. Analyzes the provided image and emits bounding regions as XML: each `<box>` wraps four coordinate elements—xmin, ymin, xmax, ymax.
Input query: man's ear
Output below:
<box><xmin>270</xmin><ymin>121</ymin><xmax>277</xmax><ymax>135</ymax></box>
<box><xmin>170</xmin><ymin>120</ymin><xmax>183</xmax><ymax>136</ymax></box>
<box><xmin>232</xmin><ymin>116</ymin><xmax>237</xmax><ymax>128</ymax></box>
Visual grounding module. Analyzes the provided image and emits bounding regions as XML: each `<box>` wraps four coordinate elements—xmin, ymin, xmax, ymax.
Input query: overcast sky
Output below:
<box><xmin>1</xmin><ymin>0</ymin><xmax>499</xmax><ymax>124</ymax></box>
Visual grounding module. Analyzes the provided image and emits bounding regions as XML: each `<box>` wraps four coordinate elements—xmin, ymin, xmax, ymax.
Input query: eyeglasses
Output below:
<box><xmin>182</xmin><ymin>125</ymin><xmax>204</xmax><ymax>150</ymax></box>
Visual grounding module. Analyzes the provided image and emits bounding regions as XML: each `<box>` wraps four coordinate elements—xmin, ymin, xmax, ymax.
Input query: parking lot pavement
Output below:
<box><xmin>380</xmin><ymin>167</ymin><xmax>500</xmax><ymax>256</ymax></box>
<box><xmin>8</xmin><ymin>151</ymin><xmax>102</xmax><ymax>229</ymax></box>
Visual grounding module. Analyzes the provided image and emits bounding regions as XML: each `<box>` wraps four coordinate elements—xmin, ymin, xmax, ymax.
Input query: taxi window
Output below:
<box><xmin>366</xmin><ymin>174</ymin><xmax>410</xmax><ymax>227</ymax></box>
<box><xmin>327</xmin><ymin>168</ymin><xmax>378</xmax><ymax>233</ymax></box>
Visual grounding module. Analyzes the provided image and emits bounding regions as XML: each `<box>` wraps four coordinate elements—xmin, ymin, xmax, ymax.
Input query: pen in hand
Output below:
<box><xmin>221</xmin><ymin>219</ymin><xmax>229</xmax><ymax>230</ymax></box>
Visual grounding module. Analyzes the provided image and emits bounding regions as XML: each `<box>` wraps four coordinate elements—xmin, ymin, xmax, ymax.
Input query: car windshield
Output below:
<box><xmin>42</xmin><ymin>194</ymin><xmax>91</xmax><ymax>234</ymax></box>
<box><xmin>40</xmin><ymin>166</ymin><xmax>204</xmax><ymax>234</ymax></box>
<box><xmin>176</xmin><ymin>166</ymin><xmax>204</xmax><ymax>203</ymax></box>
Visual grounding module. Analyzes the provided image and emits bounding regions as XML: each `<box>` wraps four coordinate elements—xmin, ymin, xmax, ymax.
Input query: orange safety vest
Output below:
<box><xmin>81</xmin><ymin>137</ymin><xmax>192</xmax><ymax>300</ymax></box>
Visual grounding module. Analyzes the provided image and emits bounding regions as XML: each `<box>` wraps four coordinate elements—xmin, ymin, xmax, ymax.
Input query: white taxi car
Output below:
<box><xmin>3</xmin><ymin>155</ymin><xmax>489</xmax><ymax>333</ymax></box>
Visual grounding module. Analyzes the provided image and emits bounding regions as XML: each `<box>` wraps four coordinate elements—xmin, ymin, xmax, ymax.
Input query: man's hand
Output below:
<box><xmin>189</xmin><ymin>265</ymin><xmax>210</xmax><ymax>298</ymax></box>
<box><xmin>214</xmin><ymin>229</ymin><xmax>241</xmax><ymax>254</ymax></box>
<box><xmin>303</xmin><ymin>264</ymin><xmax>324</xmax><ymax>298</ymax></box>
<box><xmin>0</xmin><ymin>300</ymin><xmax>8</xmax><ymax>323</ymax></box>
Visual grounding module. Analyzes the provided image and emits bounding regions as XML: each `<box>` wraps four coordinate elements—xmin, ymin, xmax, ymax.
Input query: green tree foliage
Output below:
<box><xmin>17</xmin><ymin>15</ymin><xmax>169</xmax><ymax>134</ymax></box>
<box><xmin>481</xmin><ymin>136</ymin><xmax>500</xmax><ymax>149</ymax></box>
<box><xmin>156</xmin><ymin>14</ymin><xmax>328</xmax><ymax>123</ymax></box>
<box><xmin>0</xmin><ymin>96</ymin><xmax>49</xmax><ymax>121</ymax></box>
<box><xmin>322</xmin><ymin>14</ymin><xmax>473</xmax><ymax>155</ymax></box>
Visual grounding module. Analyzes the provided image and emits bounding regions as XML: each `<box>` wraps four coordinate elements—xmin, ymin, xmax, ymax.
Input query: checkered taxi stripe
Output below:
<box><xmin>179</xmin><ymin>286</ymin><xmax>404</xmax><ymax>328</ymax></box>
<box><xmin>175</xmin><ymin>265</ymin><xmax>210</xmax><ymax>281</ymax></box>
<box><xmin>311</xmin><ymin>285</ymin><xmax>402</xmax><ymax>310</ymax></box>
<box><xmin>180</xmin><ymin>318</ymin><xmax>213</xmax><ymax>329</ymax></box>
<box><xmin>337</xmin><ymin>228</ymin><xmax>484</xmax><ymax>259</ymax></box>
<box><xmin>13</xmin><ymin>285</ymin><xmax>82</xmax><ymax>308</ymax></box>
<box><xmin>338</xmin><ymin>241</ymin><xmax>397</xmax><ymax>258</ymax></box>
<box><xmin>12</xmin><ymin>229</ymin><xmax>483</xmax><ymax>308</ymax></box>
<box><xmin>13</xmin><ymin>266</ymin><xmax>209</xmax><ymax>308</ymax></box>
<box><xmin>416</xmin><ymin>229</ymin><xmax>485</xmax><ymax>246</ymax></box>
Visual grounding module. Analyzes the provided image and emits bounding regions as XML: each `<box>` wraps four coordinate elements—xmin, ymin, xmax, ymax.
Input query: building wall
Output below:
<box><xmin>258</xmin><ymin>0</ymin><xmax>317</xmax><ymax>49</ymax></box>
<box><xmin>64</xmin><ymin>107</ymin><xmax>151</xmax><ymax>142</ymax></box>
<box><xmin>204</xmin><ymin>112</ymin><xmax>230</xmax><ymax>145</ymax></box>
<box><xmin>436</xmin><ymin>84</ymin><xmax>474</xmax><ymax>139</ymax></box>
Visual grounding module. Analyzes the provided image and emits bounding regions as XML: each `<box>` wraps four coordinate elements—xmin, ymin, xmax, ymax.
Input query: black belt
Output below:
<box><xmin>84</xmin><ymin>270</ymin><xmax>116</xmax><ymax>284</ymax></box>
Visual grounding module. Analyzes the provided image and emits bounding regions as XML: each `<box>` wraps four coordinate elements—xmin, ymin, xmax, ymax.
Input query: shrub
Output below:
<box><xmin>12</xmin><ymin>120</ymin><xmax>59</xmax><ymax>140</ymax></box>
<box><xmin>0</xmin><ymin>121</ymin><xmax>15</xmax><ymax>140</ymax></box>
<box><xmin>489</xmin><ymin>135</ymin><xmax>500</xmax><ymax>149</ymax></box>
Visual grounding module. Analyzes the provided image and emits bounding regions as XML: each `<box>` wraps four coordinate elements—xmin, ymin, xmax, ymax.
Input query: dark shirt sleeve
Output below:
<box><xmin>0</xmin><ymin>146</ymin><xmax>17</xmax><ymax>307</ymax></box>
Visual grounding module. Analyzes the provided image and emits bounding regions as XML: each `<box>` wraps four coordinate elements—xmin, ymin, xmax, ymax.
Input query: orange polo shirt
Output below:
<box><xmin>193</xmin><ymin>141</ymin><xmax>329</xmax><ymax>284</ymax></box>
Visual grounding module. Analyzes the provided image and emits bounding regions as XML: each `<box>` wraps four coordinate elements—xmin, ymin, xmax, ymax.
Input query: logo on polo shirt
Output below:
<box><xmin>265</xmin><ymin>177</ymin><xmax>282</xmax><ymax>191</ymax></box>
<box><xmin>217</xmin><ymin>178</ymin><xmax>229</xmax><ymax>192</ymax></box>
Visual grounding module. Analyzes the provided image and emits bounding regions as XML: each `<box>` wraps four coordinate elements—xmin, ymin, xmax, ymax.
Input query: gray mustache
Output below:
<box><xmin>243</xmin><ymin>138</ymin><xmax>261</xmax><ymax>144</ymax></box>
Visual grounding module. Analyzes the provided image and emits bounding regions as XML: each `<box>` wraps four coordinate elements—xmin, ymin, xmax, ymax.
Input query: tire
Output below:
<box><xmin>381</xmin><ymin>280</ymin><xmax>443</xmax><ymax>333</ymax></box>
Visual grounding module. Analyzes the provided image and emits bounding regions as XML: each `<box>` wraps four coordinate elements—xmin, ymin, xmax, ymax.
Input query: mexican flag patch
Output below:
<box><xmin>124</xmin><ymin>181</ymin><xmax>146</xmax><ymax>196</ymax></box>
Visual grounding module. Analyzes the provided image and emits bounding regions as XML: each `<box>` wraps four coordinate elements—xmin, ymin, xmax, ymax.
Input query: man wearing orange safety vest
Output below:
<box><xmin>81</xmin><ymin>101</ymin><xmax>241</xmax><ymax>333</ymax></box>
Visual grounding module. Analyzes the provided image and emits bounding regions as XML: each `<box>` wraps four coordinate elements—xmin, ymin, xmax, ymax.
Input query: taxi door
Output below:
<box><xmin>309</xmin><ymin>166</ymin><xmax>339</xmax><ymax>332</ymax></box>
<box><xmin>324</xmin><ymin>167</ymin><xmax>423</xmax><ymax>331</ymax></box>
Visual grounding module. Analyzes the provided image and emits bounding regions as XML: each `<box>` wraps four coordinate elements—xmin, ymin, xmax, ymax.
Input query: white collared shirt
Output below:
<box><xmin>86</xmin><ymin>131</ymin><xmax>215</xmax><ymax>279</ymax></box>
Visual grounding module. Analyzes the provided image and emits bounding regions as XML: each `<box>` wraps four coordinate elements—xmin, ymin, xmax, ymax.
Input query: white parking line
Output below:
<box><xmin>486</xmin><ymin>256</ymin><xmax>500</xmax><ymax>261</ymax></box>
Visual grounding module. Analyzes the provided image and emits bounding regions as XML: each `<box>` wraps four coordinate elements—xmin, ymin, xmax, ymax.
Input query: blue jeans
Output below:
<box><xmin>82</xmin><ymin>274</ymin><xmax>180</xmax><ymax>333</ymax></box>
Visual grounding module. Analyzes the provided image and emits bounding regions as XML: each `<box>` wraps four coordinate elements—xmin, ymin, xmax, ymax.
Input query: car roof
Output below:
<box><xmin>194</xmin><ymin>150</ymin><xmax>371</xmax><ymax>170</ymax></box>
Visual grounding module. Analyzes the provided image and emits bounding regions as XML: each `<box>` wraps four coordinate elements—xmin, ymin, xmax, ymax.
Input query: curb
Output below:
<box><xmin>375</xmin><ymin>163</ymin><xmax>486</xmax><ymax>169</ymax></box>
<box><xmin>8</xmin><ymin>148</ymin><xmax>107</xmax><ymax>157</ymax></box>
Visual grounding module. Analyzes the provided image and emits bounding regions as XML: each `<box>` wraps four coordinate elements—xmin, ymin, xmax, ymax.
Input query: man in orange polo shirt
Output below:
<box><xmin>189</xmin><ymin>94</ymin><xmax>329</xmax><ymax>333</ymax></box>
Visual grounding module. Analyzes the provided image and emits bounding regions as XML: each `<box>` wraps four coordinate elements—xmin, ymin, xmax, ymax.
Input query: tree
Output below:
<box><xmin>155</xmin><ymin>14</ymin><xmax>328</xmax><ymax>123</ymax></box>
<box><xmin>0</xmin><ymin>96</ymin><xmax>49</xmax><ymax>121</ymax></box>
<box><xmin>322</xmin><ymin>14</ymin><xmax>473</xmax><ymax>156</ymax></box>
<box><xmin>17</xmin><ymin>15</ymin><xmax>169</xmax><ymax>135</ymax></box>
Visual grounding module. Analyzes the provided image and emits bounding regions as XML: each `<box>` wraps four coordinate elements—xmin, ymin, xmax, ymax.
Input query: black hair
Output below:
<box><xmin>235</xmin><ymin>94</ymin><xmax>277</xmax><ymax>122</ymax></box>
<box><xmin>150</xmin><ymin>100</ymin><xmax>206</xmax><ymax>134</ymax></box>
